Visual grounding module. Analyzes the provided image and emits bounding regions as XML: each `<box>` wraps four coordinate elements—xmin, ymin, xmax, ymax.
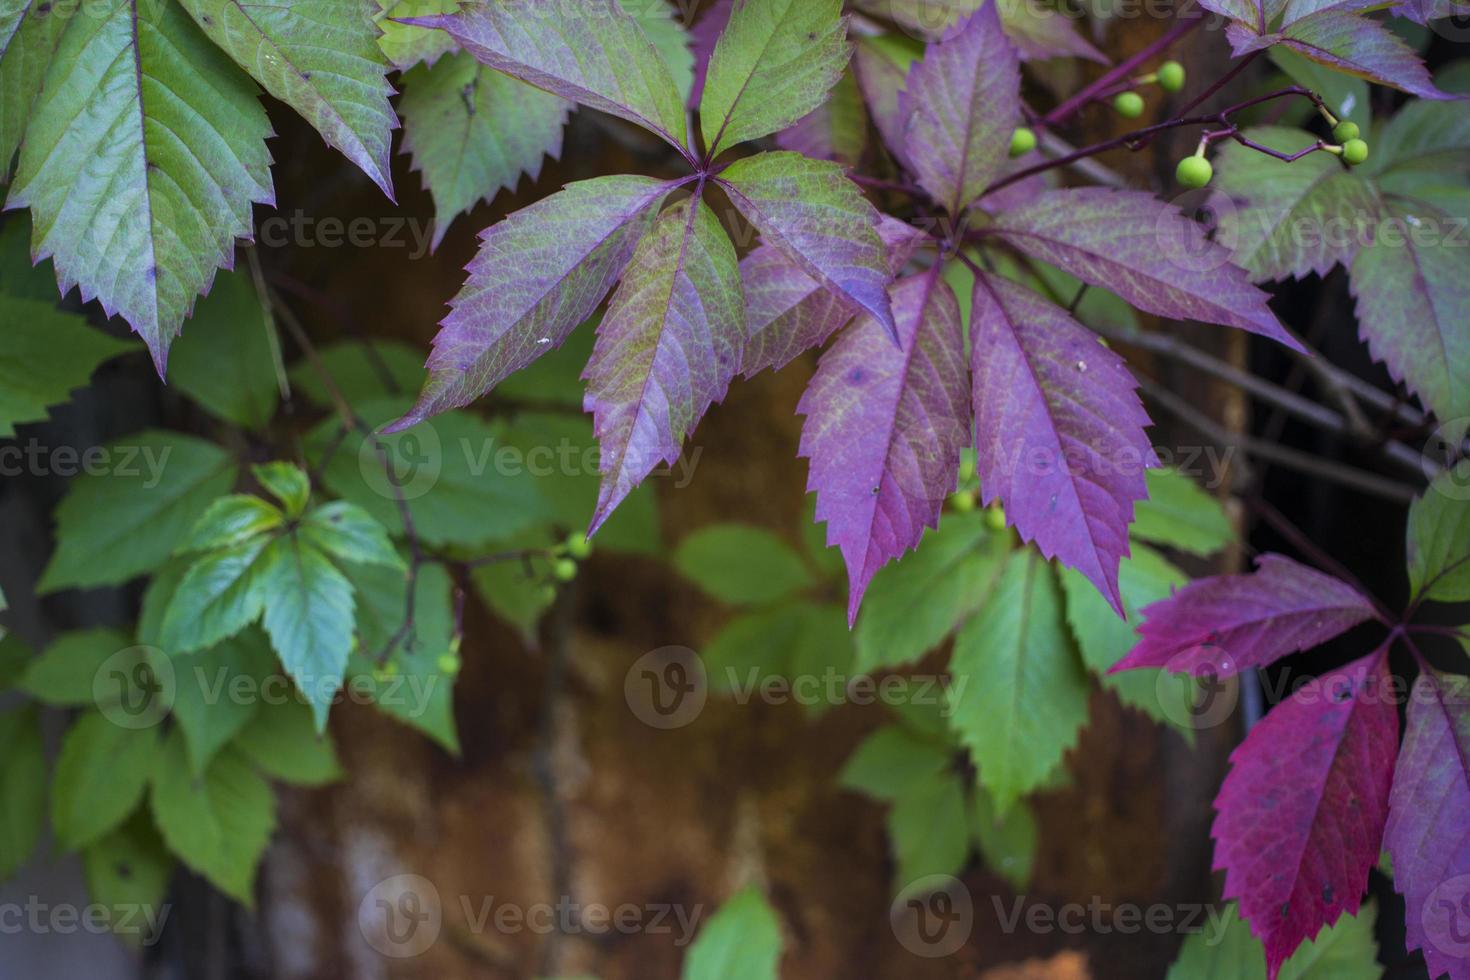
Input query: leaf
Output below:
<box><xmin>172</xmin><ymin>631</ymin><xmax>275</xmax><ymax>775</ymax></box>
<box><xmin>0</xmin><ymin>706</ymin><xmax>46</xmax><ymax>880</ymax></box>
<box><xmin>374</xmin><ymin>0</ymin><xmax>457</xmax><ymax>70</ymax></box>
<box><xmin>947</xmin><ymin>550</ymin><xmax>1089</xmax><ymax>813</ymax></box>
<box><xmin>972</xmin><ymin>786</ymin><xmax>1037</xmax><ymax>891</ymax></box>
<box><xmin>970</xmin><ymin>268</ymin><xmax>1155</xmax><ymax>614</ymax></box>
<box><xmin>584</xmin><ymin>197</ymin><xmax>743</xmax><ymax>533</ymax></box>
<box><xmin>701</xmin><ymin>602</ymin><xmax>854</xmax><ymax>718</ymax></box>
<box><xmin>688</xmin><ymin>0</ymin><xmax>733</xmax><ymax>109</ymax></box>
<box><xmin>19</xmin><ymin>627</ymin><xmax>133</xmax><ymax>705</ymax></box>
<box><xmin>1166</xmin><ymin>903</ymin><xmax>1381</xmax><ymax>980</ymax></box>
<box><xmin>1213</xmin><ymin>127</ymin><xmax>1380</xmax><ymax>282</ymax></box>
<box><xmin>800</xmin><ymin>271</ymin><xmax>969</xmax><ymax>624</ymax></box>
<box><xmin>1407</xmin><ymin>462</ymin><xmax>1470</xmax><ymax>604</ymax></box>
<box><xmin>1384</xmin><ymin>671</ymin><xmax>1470</xmax><ymax>980</ymax></box>
<box><xmin>0</xmin><ymin>296</ymin><xmax>133</xmax><ymax>437</ymax></box>
<box><xmin>699</xmin><ymin>0</ymin><xmax>849</xmax><ymax>155</ymax></box>
<box><xmin>40</xmin><ymin>431</ymin><xmax>239</xmax><ymax>593</ymax></box>
<box><xmin>231</xmin><ymin>698</ymin><xmax>344</xmax><ymax>785</ymax></box>
<box><xmin>774</xmin><ymin>70</ymin><xmax>866</xmax><ymax>164</ymax></box>
<box><xmin>995</xmin><ymin>0</ymin><xmax>1108</xmax><ymax>63</ymax></box>
<box><xmin>1349</xmin><ymin>196</ymin><xmax>1470</xmax><ymax>445</ymax></box>
<box><xmin>899</xmin><ymin>3</ymin><xmax>1021</xmax><ymax>215</ymax></box>
<box><xmin>1112</xmin><ymin>554</ymin><xmax>1377</xmax><ymax>677</ymax></box>
<box><xmin>300</xmin><ymin>501</ymin><xmax>403</xmax><ymax>569</ymax></box>
<box><xmin>388</xmin><ymin>175</ymin><xmax>673</xmax><ymax>430</ymax></box>
<box><xmin>888</xmin><ymin>771</ymin><xmax>970</xmax><ymax>884</ymax></box>
<box><xmin>166</xmin><ymin>268</ymin><xmax>279</xmax><ymax>430</ymax></box>
<box><xmin>408</xmin><ymin>0</ymin><xmax>689</xmax><ymax>153</ymax></box>
<box><xmin>1371</xmin><ymin>98</ymin><xmax>1470</xmax><ymax>180</ymax></box>
<box><xmin>986</xmin><ymin>189</ymin><xmax>1299</xmax><ymax>347</ymax></box>
<box><xmin>82</xmin><ymin>812</ymin><xmax>173</xmax><ymax>948</ymax></box>
<box><xmin>1212</xmin><ymin>653</ymin><xmax>1397</xmax><ymax>978</ymax></box>
<box><xmin>162</xmin><ymin>537</ymin><xmax>272</xmax><ymax>655</ymax></box>
<box><xmin>178</xmin><ymin>0</ymin><xmax>397</xmax><ymax>197</ymax></box>
<box><xmin>399</xmin><ymin>52</ymin><xmax>571</xmax><ymax>250</ymax></box>
<box><xmin>674</xmin><ymin>524</ymin><xmax>812</xmax><ymax>605</ymax></box>
<box><xmin>7</xmin><ymin>0</ymin><xmax>274</xmax><ymax>372</ymax></box>
<box><xmin>253</xmin><ymin>461</ymin><xmax>311</xmax><ymax>518</ymax></box>
<box><xmin>0</xmin><ymin>1</ymin><xmax>66</xmax><ymax>184</ymax></box>
<box><xmin>1131</xmin><ymin>467</ymin><xmax>1235</xmax><ymax>557</ymax></box>
<box><xmin>52</xmin><ymin>712</ymin><xmax>157</xmax><ymax>851</ymax></box>
<box><xmin>150</xmin><ymin>731</ymin><xmax>275</xmax><ymax>906</ymax></box>
<box><xmin>290</xmin><ymin>339</ymin><xmax>425</xmax><ymax>406</ymax></box>
<box><xmin>256</xmin><ymin>533</ymin><xmax>357</xmax><ymax>731</ymax></box>
<box><xmin>852</xmin><ymin>34</ymin><xmax>921</xmax><ymax>169</ymax></box>
<box><xmin>840</xmin><ymin>724</ymin><xmax>954</xmax><ymax>802</ymax></box>
<box><xmin>1269</xmin><ymin>46</ymin><xmax>1370</xmax><ymax>130</ymax></box>
<box><xmin>619</xmin><ymin>0</ymin><xmax>696</xmax><ymax>107</ymax></box>
<box><xmin>682</xmin><ymin>886</ymin><xmax>783</xmax><ymax>980</ymax></box>
<box><xmin>183</xmin><ymin>495</ymin><xmax>285</xmax><ymax>553</ymax></box>
<box><xmin>853</xmin><ymin>511</ymin><xmax>1007</xmax><ymax>674</ymax></box>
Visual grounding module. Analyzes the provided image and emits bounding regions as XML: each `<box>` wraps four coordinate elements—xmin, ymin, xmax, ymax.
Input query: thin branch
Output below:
<box><xmin>1042</xmin><ymin>16</ymin><xmax>1205</xmax><ymax>127</ymax></box>
<box><xmin>1245</xmin><ymin>496</ymin><xmax>1396</xmax><ymax>624</ymax></box>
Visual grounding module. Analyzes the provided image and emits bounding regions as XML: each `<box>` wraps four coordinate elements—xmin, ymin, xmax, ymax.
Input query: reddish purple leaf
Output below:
<box><xmin>1385</xmin><ymin>671</ymin><xmax>1470</xmax><ymax>980</ymax></box>
<box><xmin>986</xmin><ymin>188</ymin><xmax>1301</xmax><ymax>348</ymax></box>
<box><xmin>688</xmin><ymin>0</ymin><xmax>733</xmax><ymax>108</ymax></box>
<box><xmin>1111</xmin><ymin>554</ymin><xmax>1378</xmax><ymax>677</ymax></box>
<box><xmin>798</xmin><ymin>269</ymin><xmax>969</xmax><ymax>624</ymax></box>
<box><xmin>1212</xmin><ymin>651</ymin><xmax>1398</xmax><ymax>978</ymax></box>
<box><xmin>970</xmin><ymin>271</ymin><xmax>1154</xmax><ymax>614</ymax></box>
<box><xmin>852</xmin><ymin>36</ymin><xmax>917</xmax><ymax>171</ymax></box>
<box><xmin>899</xmin><ymin>4</ymin><xmax>1021</xmax><ymax>216</ymax></box>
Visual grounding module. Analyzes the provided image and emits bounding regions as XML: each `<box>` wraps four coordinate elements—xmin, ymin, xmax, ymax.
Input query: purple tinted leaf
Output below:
<box><xmin>386</xmin><ymin>175</ymin><xmax>675</xmax><ymax>433</ymax></box>
<box><xmin>1232</xmin><ymin>10</ymin><xmax>1452</xmax><ymax>100</ymax></box>
<box><xmin>798</xmin><ymin>270</ymin><xmax>969</xmax><ymax>624</ymax></box>
<box><xmin>740</xmin><ymin>217</ymin><xmax>926</xmax><ymax>377</ymax></box>
<box><xmin>1212</xmin><ymin>652</ymin><xmax>1398</xmax><ymax>978</ymax></box>
<box><xmin>404</xmin><ymin>0</ymin><xmax>690</xmax><ymax>153</ymax></box>
<box><xmin>1385</xmin><ymin>671</ymin><xmax>1470</xmax><ymax>980</ymax></box>
<box><xmin>900</xmin><ymin>3</ymin><xmax>1021</xmax><ymax>216</ymax></box>
<box><xmin>970</xmin><ymin>270</ymin><xmax>1154</xmax><ymax>614</ymax></box>
<box><xmin>852</xmin><ymin>34</ymin><xmax>919</xmax><ymax>170</ymax></box>
<box><xmin>995</xmin><ymin>0</ymin><xmax>1108</xmax><ymax>63</ymax></box>
<box><xmin>773</xmin><ymin>71</ymin><xmax>866</xmax><ymax>165</ymax></box>
<box><xmin>688</xmin><ymin>0</ymin><xmax>733</xmax><ymax>109</ymax></box>
<box><xmin>584</xmin><ymin>198</ymin><xmax>744</xmax><ymax>533</ymax></box>
<box><xmin>987</xmin><ymin>188</ymin><xmax>1301</xmax><ymax>348</ymax></box>
<box><xmin>1111</xmin><ymin>554</ymin><xmax>1378</xmax><ymax>676</ymax></box>
<box><xmin>718</xmin><ymin>151</ymin><xmax>896</xmax><ymax>340</ymax></box>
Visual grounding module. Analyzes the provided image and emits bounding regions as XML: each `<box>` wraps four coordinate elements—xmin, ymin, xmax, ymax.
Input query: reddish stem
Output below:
<box><xmin>1042</xmin><ymin>15</ymin><xmax>1204</xmax><ymax>127</ymax></box>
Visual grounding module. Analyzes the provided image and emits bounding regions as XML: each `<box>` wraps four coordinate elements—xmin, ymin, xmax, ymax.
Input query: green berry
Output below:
<box><xmin>984</xmin><ymin>505</ymin><xmax>1008</xmax><ymax>532</ymax></box>
<box><xmin>372</xmin><ymin>662</ymin><xmax>399</xmax><ymax>683</ymax></box>
<box><xmin>553</xmin><ymin>558</ymin><xmax>578</xmax><ymax>582</ymax></box>
<box><xmin>1176</xmin><ymin>154</ymin><xmax>1214</xmax><ymax>188</ymax></box>
<box><xmin>1009</xmin><ymin>127</ymin><xmax>1037</xmax><ymax>158</ymax></box>
<box><xmin>1341</xmin><ymin>138</ymin><xmax>1369</xmax><ymax>166</ymax></box>
<box><xmin>437</xmin><ymin>653</ymin><xmax>461</xmax><ymax>676</ymax></box>
<box><xmin>949</xmin><ymin>491</ymin><xmax>977</xmax><ymax>513</ymax></box>
<box><xmin>958</xmin><ymin>455</ymin><xmax>977</xmax><ymax>484</ymax></box>
<box><xmin>1332</xmin><ymin>120</ymin><xmax>1360</xmax><ymax>143</ymax></box>
<box><xmin>564</xmin><ymin>532</ymin><xmax>592</xmax><ymax>560</ymax></box>
<box><xmin>1113</xmin><ymin>91</ymin><xmax>1145</xmax><ymax>119</ymax></box>
<box><xmin>1157</xmin><ymin>61</ymin><xmax>1186</xmax><ymax>93</ymax></box>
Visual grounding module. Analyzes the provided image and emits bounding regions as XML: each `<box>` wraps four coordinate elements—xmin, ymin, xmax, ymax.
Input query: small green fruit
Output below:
<box><xmin>1113</xmin><ymin>91</ymin><xmax>1145</xmax><ymax>119</ymax></box>
<box><xmin>1332</xmin><ymin>120</ymin><xmax>1360</xmax><ymax>143</ymax></box>
<box><xmin>437</xmin><ymin>653</ymin><xmax>461</xmax><ymax>676</ymax></box>
<box><xmin>1157</xmin><ymin>61</ymin><xmax>1186</xmax><ymax>93</ymax></box>
<box><xmin>958</xmin><ymin>455</ymin><xmax>977</xmax><ymax>484</ymax></box>
<box><xmin>564</xmin><ymin>532</ymin><xmax>592</xmax><ymax>560</ymax></box>
<box><xmin>949</xmin><ymin>491</ymin><xmax>977</xmax><ymax>513</ymax></box>
<box><xmin>1009</xmin><ymin>127</ymin><xmax>1037</xmax><ymax>158</ymax></box>
<box><xmin>553</xmin><ymin>558</ymin><xmax>578</xmax><ymax>582</ymax></box>
<box><xmin>373</xmin><ymin>662</ymin><xmax>399</xmax><ymax>683</ymax></box>
<box><xmin>1341</xmin><ymin>138</ymin><xmax>1369</xmax><ymax>166</ymax></box>
<box><xmin>1176</xmin><ymin>154</ymin><xmax>1214</xmax><ymax>188</ymax></box>
<box><xmin>984</xmin><ymin>505</ymin><xmax>1008</xmax><ymax>532</ymax></box>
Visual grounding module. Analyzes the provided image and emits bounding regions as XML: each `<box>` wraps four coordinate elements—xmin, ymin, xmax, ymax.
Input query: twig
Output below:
<box><xmin>1042</xmin><ymin>16</ymin><xmax>1205</xmax><ymax>127</ymax></box>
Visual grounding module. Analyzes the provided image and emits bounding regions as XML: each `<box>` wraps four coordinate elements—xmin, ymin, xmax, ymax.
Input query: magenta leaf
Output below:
<box><xmin>584</xmin><ymin>197</ymin><xmax>744</xmax><ymax>533</ymax></box>
<box><xmin>986</xmin><ymin>188</ymin><xmax>1301</xmax><ymax>348</ymax></box>
<box><xmin>899</xmin><ymin>3</ymin><xmax>1021</xmax><ymax>216</ymax></box>
<box><xmin>404</xmin><ymin>0</ymin><xmax>691</xmax><ymax>154</ymax></box>
<box><xmin>717</xmin><ymin>151</ymin><xmax>896</xmax><ymax>340</ymax></box>
<box><xmin>1111</xmin><ymin>554</ymin><xmax>1378</xmax><ymax>677</ymax></box>
<box><xmin>1212</xmin><ymin>652</ymin><xmax>1398</xmax><ymax>978</ymax></box>
<box><xmin>387</xmin><ymin>175</ymin><xmax>676</xmax><ymax>433</ymax></box>
<box><xmin>798</xmin><ymin>269</ymin><xmax>969</xmax><ymax>624</ymax></box>
<box><xmin>969</xmin><ymin>270</ymin><xmax>1154</xmax><ymax>615</ymax></box>
<box><xmin>1385</xmin><ymin>671</ymin><xmax>1470</xmax><ymax>980</ymax></box>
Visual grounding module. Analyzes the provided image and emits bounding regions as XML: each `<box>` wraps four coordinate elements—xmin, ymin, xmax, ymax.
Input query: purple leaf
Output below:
<box><xmin>404</xmin><ymin>0</ymin><xmax>691</xmax><ymax>154</ymax></box>
<box><xmin>970</xmin><ymin>270</ymin><xmax>1155</xmax><ymax>614</ymax></box>
<box><xmin>740</xmin><ymin>217</ymin><xmax>926</xmax><ymax>377</ymax></box>
<box><xmin>773</xmin><ymin>72</ymin><xmax>866</xmax><ymax>165</ymax></box>
<box><xmin>688</xmin><ymin>0</ymin><xmax>733</xmax><ymax>109</ymax></box>
<box><xmin>900</xmin><ymin>3</ymin><xmax>1021</xmax><ymax>216</ymax></box>
<box><xmin>852</xmin><ymin>35</ymin><xmax>919</xmax><ymax>171</ymax></box>
<box><xmin>717</xmin><ymin>151</ymin><xmax>896</xmax><ymax>341</ymax></box>
<box><xmin>995</xmin><ymin>0</ymin><xmax>1108</xmax><ymax>63</ymax></box>
<box><xmin>584</xmin><ymin>198</ymin><xmax>744</xmax><ymax>533</ymax></box>
<box><xmin>1212</xmin><ymin>651</ymin><xmax>1398</xmax><ymax>978</ymax></box>
<box><xmin>1385</xmin><ymin>671</ymin><xmax>1470</xmax><ymax>980</ymax></box>
<box><xmin>986</xmin><ymin>188</ymin><xmax>1301</xmax><ymax>348</ymax></box>
<box><xmin>1111</xmin><ymin>554</ymin><xmax>1378</xmax><ymax>676</ymax></box>
<box><xmin>386</xmin><ymin>175</ymin><xmax>676</xmax><ymax>433</ymax></box>
<box><xmin>798</xmin><ymin>270</ymin><xmax>969</xmax><ymax>624</ymax></box>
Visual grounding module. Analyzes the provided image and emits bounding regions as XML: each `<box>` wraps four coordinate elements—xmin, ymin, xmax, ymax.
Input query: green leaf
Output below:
<box><xmin>290</xmin><ymin>339</ymin><xmax>426</xmax><ymax>406</ymax></box>
<box><xmin>620</xmin><ymin>0</ymin><xmax>695</xmax><ymax>106</ymax></box>
<box><xmin>183</xmin><ymin>495</ymin><xmax>285</xmax><ymax>553</ymax></box>
<box><xmin>0</xmin><ymin>0</ymin><xmax>66</xmax><ymax>184</ymax></box>
<box><xmin>256</xmin><ymin>534</ymin><xmax>357</xmax><ymax>731</ymax></box>
<box><xmin>166</xmin><ymin>269</ymin><xmax>279</xmax><ymax>430</ymax></box>
<box><xmin>491</xmin><ymin>315</ymin><xmax>595</xmax><ymax>408</ymax></box>
<box><xmin>0</xmin><ymin>295</ymin><xmax>134</xmax><ymax>437</ymax></box>
<box><xmin>253</xmin><ymin>461</ymin><xmax>311</xmax><ymax>518</ymax></box>
<box><xmin>39</xmin><ymin>431</ymin><xmax>239</xmax><ymax>593</ymax></box>
<box><xmin>52</xmin><ymin>712</ymin><xmax>157</xmax><ymax>851</ymax></box>
<box><xmin>171</xmin><ymin>629</ymin><xmax>275</xmax><ymax>775</ymax></box>
<box><xmin>161</xmin><ymin>537</ymin><xmax>273</xmax><ymax>655</ymax></box>
<box><xmin>82</xmin><ymin>811</ymin><xmax>173</xmax><ymax>947</ymax></box>
<box><xmin>18</xmin><ymin>627</ymin><xmax>132</xmax><ymax>706</ymax></box>
<box><xmin>400</xmin><ymin>52</ymin><xmax>571</xmax><ymax>250</ymax></box>
<box><xmin>682</xmin><ymin>886</ymin><xmax>783</xmax><ymax>980</ymax></box>
<box><xmin>888</xmin><ymin>770</ymin><xmax>970</xmax><ymax>886</ymax></box>
<box><xmin>1269</xmin><ymin>47</ymin><xmax>1370</xmax><ymax>130</ymax></box>
<box><xmin>231</xmin><ymin>697</ymin><xmax>344</xmax><ymax>786</ymax></box>
<box><xmin>1132</xmin><ymin>467</ymin><xmax>1235</xmax><ymax>557</ymax></box>
<box><xmin>0</xmin><ymin>705</ymin><xmax>46</xmax><ymax>880</ymax></box>
<box><xmin>374</xmin><ymin>0</ymin><xmax>458</xmax><ymax>70</ymax></box>
<box><xmin>300</xmin><ymin>502</ymin><xmax>404</xmax><ymax>570</ymax></box>
<box><xmin>0</xmin><ymin>631</ymin><xmax>31</xmax><ymax>692</ymax></box>
<box><xmin>946</xmin><ymin>550</ymin><xmax>1089</xmax><ymax>813</ymax></box>
<box><xmin>972</xmin><ymin>787</ymin><xmax>1036</xmax><ymax>891</ymax></box>
<box><xmin>1407</xmin><ymin>461</ymin><xmax>1470</xmax><ymax>604</ymax></box>
<box><xmin>1165</xmin><ymin>902</ymin><xmax>1380</xmax><ymax>980</ymax></box>
<box><xmin>177</xmin><ymin>0</ymin><xmax>396</xmax><ymax>196</ymax></box>
<box><xmin>471</xmin><ymin>541</ymin><xmax>558</xmax><ymax>646</ymax></box>
<box><xmin>839</xmin><ymin>724</ymin><xmax>954</xmax><ymax>802</ymax></box>
<box><xmin>7</xmin><ymin>0</ymin><xmax>274</xmax><ymax>370</ymax></box>
<box><xmin>674</xmin><ymin>524</ymin><xmax>812</xmax><ymax>604</ymax></box>
<box><xmin>854</xmin><ymin>513</ymin><xmax>1007</xmax><ymax>674</ymax></box>
<box><xmin>150</xmin><ymin>731</ymin><xmax>275</xmax><ymax>906</ymax></box>
<box><xmin>701</xmin><ymin>603</ymin><xmax>854</xmax><ymax>718</ymax></box>
<box><xmin>1371</xmin><ymin>97</ymin><xmax>1470</xmax><ymax>182</ymax></box>
<box><xmin>700</xmin><ymin>0</ymin><xmax>849</xmax><ymax>154</ymax></box>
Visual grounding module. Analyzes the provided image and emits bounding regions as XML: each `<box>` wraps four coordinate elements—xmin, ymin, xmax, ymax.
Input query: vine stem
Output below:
<box><xmin>1041</xmin><ymin>15</ymin><xmax>1204</xmax><ymax>127</ymax></box>
<box><xmin>1245</xmin><ymin>496</ymin><xmax>1398</xmax><ymax>625</ymax></box>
